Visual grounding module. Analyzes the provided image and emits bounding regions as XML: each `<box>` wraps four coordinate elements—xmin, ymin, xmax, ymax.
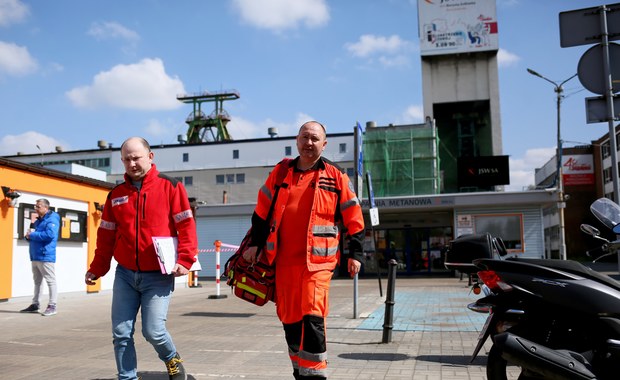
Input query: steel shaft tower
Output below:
<box><xmin>177</xmin><ymin>90</ymin><xmax>240</xmax><ymax>143</ymax></box>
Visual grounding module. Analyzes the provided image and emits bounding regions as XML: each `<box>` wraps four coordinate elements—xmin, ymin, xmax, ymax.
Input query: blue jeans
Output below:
<box><xmin>112</xmin><ymin>265</ymin><xmax>177</xmax><ymax>380</ymax></box>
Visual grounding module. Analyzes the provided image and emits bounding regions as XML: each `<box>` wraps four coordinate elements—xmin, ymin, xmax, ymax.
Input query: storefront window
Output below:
<box><xmin>366</xmin><ymin>226</ymin><xmax>453</xmax><ymax>276</ymax></box>
<box><xmin>474</xmin><ymin>214</ymin><xmax>523</xmax><ymax>251</ymax></box>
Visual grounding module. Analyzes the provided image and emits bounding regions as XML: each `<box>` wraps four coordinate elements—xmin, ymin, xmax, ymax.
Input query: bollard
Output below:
<box><xmin>208</xmin><ymin>240</ymin><xmax>227</xmax><ymax>299</ymax></box>
<box><xmin>382</xmin><ymin>259</ymin><xmax>398</xmax><ymax>343</ymax></box>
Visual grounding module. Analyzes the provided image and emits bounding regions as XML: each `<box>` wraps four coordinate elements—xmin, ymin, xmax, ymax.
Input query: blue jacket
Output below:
<box><xmin>29</xmin><ymin>211</ymin><xmax>60</xmax><ymax>262</ymax></box>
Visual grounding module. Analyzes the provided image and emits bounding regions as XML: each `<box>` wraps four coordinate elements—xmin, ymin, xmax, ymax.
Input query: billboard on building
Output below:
<box><xmin>562</xmin><ymin>154</ymin><xmax>594</xmax><ymax>186</ymax></box>
<box><xmin>418</xmin><ymin>0</ymin><xmax>499</xmax><ymax>56</ymax></box>
<box><xmin>457</xmin><ymin>155</ymin><xmax>509</xmax><ymax>187</ymax></box>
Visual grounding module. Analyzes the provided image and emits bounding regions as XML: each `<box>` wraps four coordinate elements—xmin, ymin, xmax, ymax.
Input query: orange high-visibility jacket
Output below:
<box><xmin>251</xmin><ymin>157</ymin><xmax>365</xmax><ymax>271</ymax></box>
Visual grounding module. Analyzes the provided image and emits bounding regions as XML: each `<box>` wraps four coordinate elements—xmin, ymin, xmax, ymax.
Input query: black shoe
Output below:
<box><xmin>20</xmin><ymin>304</ymin><xmax>39</xmax><ymax>313</ymax></box>
<box><xmin>165</xmin><ymin>353</ymin><xmax>187</xmax><ymax>380</ymax></box>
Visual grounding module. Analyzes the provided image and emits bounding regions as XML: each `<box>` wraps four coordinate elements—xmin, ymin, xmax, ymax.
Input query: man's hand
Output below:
<box><xmin>172</xmin><ymin>264</ymin><xmax>189</xmax><ymax>277</ymax></box>
<box><xmin>85</xmin><ymin>271</ymin><xmax>99</xmax><ymax>285</ymax></box>
<box><xmin>242</xmin><ymin>246</ymin><xmax>258</xmax><ymax>264</ymax></box>
<box><xmin>348</xmin><ymin>258</ymin><xmax>361</xmax><ymax>278</ymax></box>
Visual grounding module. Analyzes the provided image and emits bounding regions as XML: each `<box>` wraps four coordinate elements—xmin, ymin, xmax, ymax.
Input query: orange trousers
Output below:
<box><xmin>276</xmin><ymin>264</ymin><xmax>333</xmax><ymax>380</ymax></box>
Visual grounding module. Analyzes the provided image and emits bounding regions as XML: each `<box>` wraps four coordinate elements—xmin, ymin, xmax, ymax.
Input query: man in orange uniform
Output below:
<box><xmin>243</xmin><ymin>121</ymin><xmax>365</xmax><ymax>380</ymax></box>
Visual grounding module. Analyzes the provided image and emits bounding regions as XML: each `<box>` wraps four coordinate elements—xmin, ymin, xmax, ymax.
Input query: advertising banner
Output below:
<box><xmin>562</xmin><ymin>154</ymin><xmax>594</xmax><ymax>186</ymax></box>
<box><xmin>418</xmin><ymin>0</ymin><xmax>499</xmax><ymax>56</ymax></box>
<box><xmin>457</xmin><ymin>155</ymin><xmax>509</xmax><ymax>187</ymax></box>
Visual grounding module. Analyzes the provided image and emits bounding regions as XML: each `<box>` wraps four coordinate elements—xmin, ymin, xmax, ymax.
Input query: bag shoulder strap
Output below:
<box><xmin>265</xmin><ymin>159</ymin><xmax>291</xmax><ymax>222</ymax></box>
<box><xmin>274</xmin><ymin>158</ymin><xmax>291</xmax><ymax>187</ymax></box>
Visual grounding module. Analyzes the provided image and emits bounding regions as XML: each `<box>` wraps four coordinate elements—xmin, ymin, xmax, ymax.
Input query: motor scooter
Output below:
<box><xmin>456</xmin><ymin>198</ymin><xmax>620</xmax><ymax>379</ymax></box>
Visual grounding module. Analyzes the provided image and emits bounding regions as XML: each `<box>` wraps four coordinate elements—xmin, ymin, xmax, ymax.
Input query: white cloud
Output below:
<box><xmin>0</xmin><ymin>40</ymin><xmax>37</xmax><ymax>75</ymax></box>
<box><xmin>378</xmin><ymin>55</ymin><xmax>410</xmax><ymax>67</ymax></box>
<box><xmin>506</xmin><ymin>147</ymin><xmax>555</xmax><ymax>191</ymax></box>
<box><xmin>65</xmin><ymin>58</ymin><xmax>185</xmax><ymax>110</ymax></box>
<box><xmin>345</xmin><ymin>34</ymin><xmax>412</xmax><ymax>68</ymax></box>
<box><xmin>394</xmin><ymin>105</ymin><xmax>425</xmax><ymax>124</ymax></box>
<box><xmin>0</xmin><ymin>131</ymin><xmax>69</xmax><ymax>156</ymax></box>
<box><xmin>142</xmin><ymin>118</ymin><xmax>187</xmax><ymax>146</ymax></box>
<box><xmin>346</xmin><ymin>34</ymin><xmax>410</xmax><ymax>57</ymax></box>
<box><xmin>88</xmin><ymin>21</ymin><xmax>140</xmax><ymax>44</ymax></box>
<box><xmin>226</xmin><ymin>116</ymin><xmax>260</xmax><ymax>140</ymax></box>
<box><xmin>0</xmin><ymin>0</ymin><xmax>29</xmax><ymax>27</ymax></box>
<box><xmin>227</xmin><ymin>112</ymin><xmax>314</xmax><ymax>140</ymax></box>
<box><xmin>232</xmin><ymin>0</ymin><xmax>329</xmax><ymax>31</ymax></box>
<box><xmin>144</xmin><ymin>119</ymin><xmax>169</xmax><ymax>137</ymax></box>
<box><xmin>497</xmin><ymin>48</ymin><xmax>520</xmax><ymax>68</ymax></box>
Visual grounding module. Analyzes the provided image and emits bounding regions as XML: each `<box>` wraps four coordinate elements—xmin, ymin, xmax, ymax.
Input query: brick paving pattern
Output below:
<box><xmin>0</xmin><ymin>276</ymin><xmax>519</xmax><ymax>379</ymax></box>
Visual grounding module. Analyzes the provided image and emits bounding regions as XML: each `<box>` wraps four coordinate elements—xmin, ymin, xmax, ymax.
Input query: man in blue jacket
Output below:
<box><xmin>21</xmin><ymin>198</ymin><xmax>60</xmax><ymax>316</ymax></box>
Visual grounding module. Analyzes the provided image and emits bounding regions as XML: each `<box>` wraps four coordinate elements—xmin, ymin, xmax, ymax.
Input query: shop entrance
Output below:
<box><xmin>367</xmin><ymin>226</ymin><xmax>453</xmax><ymax>276</ymax></box>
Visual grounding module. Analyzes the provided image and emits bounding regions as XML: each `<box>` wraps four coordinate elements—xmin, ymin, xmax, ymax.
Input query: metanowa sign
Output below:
<box><xmin>418</xmin><ymin>0</ymin><xmax>499</xmax><ymax>56</ymax></box>
<box><xmin>361</xmin><ymin>196</ymin><xmax>455</xmax><ymax>209</ymax></box>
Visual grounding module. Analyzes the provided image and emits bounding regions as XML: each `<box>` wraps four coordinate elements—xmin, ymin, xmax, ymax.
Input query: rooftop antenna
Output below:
<box><xmin>177</xmin><ymin>89</ymin><xmax>240</xmax><ymax>143</ymax></box>
<box><xmin>36</xmin><ymin>144</ymin><xmax>43</xmax><ymax>165</ymax></box>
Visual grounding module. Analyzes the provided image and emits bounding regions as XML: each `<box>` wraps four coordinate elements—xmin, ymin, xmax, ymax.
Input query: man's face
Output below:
<box><xmin>34</xmin><ymin>202</ymin><xmax>48</xmax><ymax>217</ymax></box>
<box><xmin>296</xmin><ymin>123</ymin><xmax>327</xmax><ymax>162</ymax></box>
<box><xmin>121</xmin><ymin>140</ymin><xmax>153</xmax><ymax>181</ymax></box>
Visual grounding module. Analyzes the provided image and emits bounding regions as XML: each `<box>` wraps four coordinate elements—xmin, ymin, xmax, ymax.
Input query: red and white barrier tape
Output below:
<box><xmin>198</xmin><ymin>248</ymin><xmax>237</xmax><ymax>253</ymax></box>
<box><xmin>198</xmin><ymin>242</ymin><xmax>240</xmax><ymax>253</ymax></box>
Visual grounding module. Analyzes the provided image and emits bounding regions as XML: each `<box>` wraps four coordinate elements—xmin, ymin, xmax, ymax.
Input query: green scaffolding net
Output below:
<box><xmin>363</xmin><ymin>123</ymin><xmax>440</xmax><ymax>197</ymax></box>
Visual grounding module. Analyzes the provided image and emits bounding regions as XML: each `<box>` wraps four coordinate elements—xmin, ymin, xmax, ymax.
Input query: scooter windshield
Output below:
<box><xmin>590</xmin><ymin>197</ymin><xmax>620</xmax><ymax>231</ymax></box>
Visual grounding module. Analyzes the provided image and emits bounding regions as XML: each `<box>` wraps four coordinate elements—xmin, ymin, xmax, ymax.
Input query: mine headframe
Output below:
<box><xmin>177</xmin><ymin>89</ymin><xmax>240</xmax><ymax>143</ymax></box>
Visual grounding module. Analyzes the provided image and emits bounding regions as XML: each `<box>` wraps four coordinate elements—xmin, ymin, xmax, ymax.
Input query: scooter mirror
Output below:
<box><xmin>580</xmin><ymin>224</ymin><xmax>600</xmax><ymax>237</ymax></box>
<box><xmin>493</xmin><ymin>237</ymin><xmax>508</xmax><ymax>257</ymax></box>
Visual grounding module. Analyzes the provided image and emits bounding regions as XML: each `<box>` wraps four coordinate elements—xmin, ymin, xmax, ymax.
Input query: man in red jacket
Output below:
<box><xmin>85</xmin><ymin>137</ymin><xmax>197</xmax><ymax>380</ymax></box>
<box><xmin>243</xmin><ymin>121</ymin><xmax>365</xmax><ymax>380</ymax></box>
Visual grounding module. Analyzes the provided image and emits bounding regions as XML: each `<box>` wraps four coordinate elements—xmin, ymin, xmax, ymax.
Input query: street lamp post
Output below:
<box><xmin>527</xmin><ymin>68</ymin><xmax>577</xmax><ymax>261</ymax></box>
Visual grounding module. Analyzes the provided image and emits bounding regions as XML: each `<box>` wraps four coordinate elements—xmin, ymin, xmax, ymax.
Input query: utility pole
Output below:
<box><xmin>527</xmin><ymin>68</ymin><xmax>577</xmax><ymax>260</ymax></box>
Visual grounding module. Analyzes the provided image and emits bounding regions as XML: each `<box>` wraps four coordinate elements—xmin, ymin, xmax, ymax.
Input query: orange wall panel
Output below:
<box><xmin>0</xmin><ymin>166</ymin><xmax>111</xmax><ymax>298</ymax></box>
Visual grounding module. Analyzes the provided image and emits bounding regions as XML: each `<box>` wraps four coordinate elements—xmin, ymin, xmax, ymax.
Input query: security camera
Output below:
<box><xmin>6</xmin><ymin>190</ymin><xmax>21</xmax><ymax>199</ymax></box>
<box><xmin>1</xmin><ymin>186</ymin><xmax>21</xmax><ymax>207</ymax></box>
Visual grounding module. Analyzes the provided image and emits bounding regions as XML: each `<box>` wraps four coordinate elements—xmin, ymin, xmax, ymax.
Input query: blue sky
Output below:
<box><xmin>0</xmin><ymin>0</ymin><xmax>612</xmax><ymax>191</ymax></box>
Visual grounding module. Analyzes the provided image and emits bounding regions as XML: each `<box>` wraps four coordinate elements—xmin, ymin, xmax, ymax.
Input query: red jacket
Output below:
<box><xmin>252</xmin><ymin>157</ymin><xmax>365</xmax><ymax>271</ymax></box>
<box><xmin>89</xmin><ymin>164</ymin><xmax>197</xmax><ymax>276</ymax></box>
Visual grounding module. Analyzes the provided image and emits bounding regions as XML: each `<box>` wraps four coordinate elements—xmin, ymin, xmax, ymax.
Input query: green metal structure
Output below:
<box><xmin>363</xmin><ymin>122</ymin><xmax>441</xmax><ymax>196</ymax></box>
<box><xmin>177</xmin><ymin>90</ymin><xmax>240</xmax><ymax>143</ymax></box>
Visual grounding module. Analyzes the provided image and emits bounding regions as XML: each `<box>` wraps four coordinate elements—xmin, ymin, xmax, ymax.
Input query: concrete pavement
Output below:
<box><xmin>1</xmin><ymin>275</ymin><xmax>519</xmax><ymax>380</ymax></box>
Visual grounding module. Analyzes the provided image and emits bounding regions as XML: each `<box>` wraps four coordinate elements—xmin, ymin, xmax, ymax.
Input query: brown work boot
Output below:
<box><xmin>165</xmin><ymin>352</ymin><xmax>187</xmax><ymax>380</ymax></box>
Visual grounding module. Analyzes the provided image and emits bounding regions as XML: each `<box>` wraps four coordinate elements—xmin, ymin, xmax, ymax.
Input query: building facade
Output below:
<box><xmin>0</xmin><ymin>158</ymin><xmax>116</xmax><ymax>300</ymax></box>
<box><xmin>4</xmin><ymin>124</ymin><xmax>557</xmax><ymax>281</ymax></box>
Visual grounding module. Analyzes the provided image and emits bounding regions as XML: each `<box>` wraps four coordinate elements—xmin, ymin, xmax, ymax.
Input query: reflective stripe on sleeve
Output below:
<box><xmin>174</xmin><ymin>209</ymin><xmax>193</xmax><ymax>223</ymax></box>
<box><xmin>340</xmin><ymin>197</ymin><xmax>360</xmax><ymax>212</ymax></box>
<box><xmin>260</xmin><ymin>184</ymin><xmax>273</xmax><ymax>202</ymax></box>
<box><xmin>100</xmin><ymin>220</ymin><xmax>116</xmax><ymax>230</ymax></box>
